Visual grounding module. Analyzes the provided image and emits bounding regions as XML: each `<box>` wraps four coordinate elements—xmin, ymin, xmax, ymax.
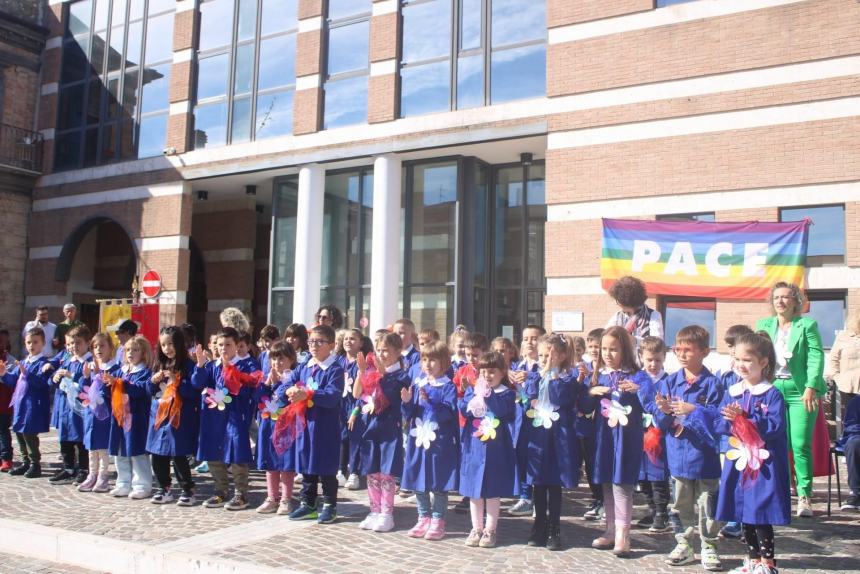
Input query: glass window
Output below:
<box><xmin>140</xmin><ymin>63</ymin><xmax>170</xmax><ymax>114</ymax></box>
<box><xmin>491</xmin><ymin>0</ymin><xmax>544</xmax><ymax>46</ymax></box>
<box><xmin>270</xmin><ymin>176</ymin><xmax>300</xmax><ymax>325</ymax></box>
<box><xmin>148</xmin><ymin>0</ymin><xmax>176</xmax><ymax>14</ymax></box>
<box><xmin>324</xmin><ymin>75</ymin><xmax>367</xmax><ymax>129</ymax></box>
<box><xmin>328</xmin><ymin>0</ymin><xmax>371</xmax><ymax>20</ymax></box>
<box><xmin>54</xmin><ymin>131</ymin><xmax>82</xmax><ymax>170</ymax></box>
<box><xmin>490</xmin><ymin>43</ymin><xmax>545</xmax><ymax>104</ymax></box>
<box><xmin>256</xmin><ymin>90</ymin><xmax>294</xmax><ymax>139</ymax></box>
<box><xmin>401</xmin><ymin>61</ymin><xmax>449</xmax><ymax>117</ymax></box>
<box><xmin>410</xmin><ymin>162</ymin><xmax>457</xmax><ymax>284</ymax></box>
<box><xmin>107</xmin><ymin>25</ymin><xmax>125</xmax><ymax>73</ymax></box>
<box><xmin>138</xmin><ymin>113</ymin><xmax>168</xmax><ymax>158</ymax></box>
<box><xmin>68</xmin><ymin>0</ymin><xmax>93</xmax><ymax>37</ymax></box>
<box><xmin>144</xmin><ymin>12</ymin><xmax>174</xmax><ymax>64</ymax></box>
<box><xmin>656</xmin><ymin>0</ymin><xmax>695</xmax><ymax>6</ymax></box>
<box><xmin>123</xmin><ymin>69</ymin><xmax>140</xmax><ymax>116</ymax></box>
<box><xmin>233</xmin><ymin>43</ymin><xmax>255</xmax><ymax>96</ymax></box>
<box><xmin>457</xmin><ymin>54</ymin><xmax>482</xmax><ymax>109</ymax></box>
<box><xmin>258</xmin><ymin>34</ymin><xmax>296</xmax><ymax>90</ymax></box>
<box><xmin>94</xmin><ymin>0</ymin><xmax>109</xmax><ymax>30</ymax></box>
<box><xmin>58</xmin><ymin>84</ymin><xmax>86</xmax><ymax>130</ymax></box>
<box><xmin>327</xmin><ymin>21</ymin><xmax>369</xmax><ymax>75</ymax></box>
<box><xmin>460</xmin><ymin>0</ymin><xmax>481</xmax><ymax>51</ymax></box>
<box><xmin>261</xmin><ymin>0</ymin><xmax>298</xmax><ymax>35</ymax></box>
<box><xmin>196</xmin><ymin>53</ymin><xmax>230</xmax><ymax>100</ymax></box>
<box><xmin>664</xmin><ymin>299</ymin><xmax>716</xmax><ymax>349</ymax></box>
<box><xmin>806</xmin><ymin>293</ymin><xmax>845</xmax><ymax>349</ymax></box>
<box><xmin>231</xmin><ymin>96</ymin><xmax>253</xmax><ymax>143</ymax></box>
<box><xmin>61</xmin><ymin>38</ymin><xmax>89</xmax><ymax>83</ymax></box>
<box><xmin>125</xmin><ymin>20</ymin><xmax>143</xmax><ymax>68</ymax></box>
<box><xmin>199</xmin><ymin>0</ymin><xmax>234</xmax><ymax>51</ymax></box>
<box><xmin>657</xmin><ymin>212</ymin><xmax>716</xmax><ymax>222</ymax></box>
<box><xmin>237</xmin><ymin>0</ymin><xmax>258</xmax><ymax>41</ymax></box>
<box><xmin>193</xmin><ymin>102</ymin><xmax>229</xmax><ymax>148</ymax></box>
<box><xmin>402</xmin><ymin>0</ymin><xmax>450</xmax><ymax>62</ymax></box>
<box><xmin>780</xmin><ymin>205</ymin><xmax>845</xmax><ymax>261</ymax></box>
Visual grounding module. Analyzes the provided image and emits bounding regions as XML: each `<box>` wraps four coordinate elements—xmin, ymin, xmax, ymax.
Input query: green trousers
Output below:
<box><xmin>774</xmin><ymin>378</ymin><xmax>817</xmax><ymax>497</ymax></box>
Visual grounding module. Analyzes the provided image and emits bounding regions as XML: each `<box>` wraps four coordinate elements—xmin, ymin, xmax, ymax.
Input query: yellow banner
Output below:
<box><xmin>99</xmin><ymin>301</ymin><xmax>132</xmax><ymax>350</ymax></box>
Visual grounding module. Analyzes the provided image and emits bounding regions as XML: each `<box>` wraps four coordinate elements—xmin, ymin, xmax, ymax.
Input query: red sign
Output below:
<box><xmin>131</xmin><ymin>303</ymin><xmax>160</xmax><ymax>349</ymax></box>
<box><xmin>142</xmin><ymin>270</ymin><xmax>162</xmax><ymax>298</ymax></box>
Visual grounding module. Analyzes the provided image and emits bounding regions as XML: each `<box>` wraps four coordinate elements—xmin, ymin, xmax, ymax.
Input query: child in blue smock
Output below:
<box><xmin>340</xmin><ymin>329</ymin><xmax>371</xmax><ymax>490</ymax></box>
<box><xmin>110</xmin><ymin>335</ymin><xmax>153</xmax><ymax>499</ymax></box>
<box><xmin>401</xmin><ymin>340</ymin><xmax>459</xmax><ymax>541</ymax></box>
<box><xmin>49</xmin><ymin>325</ymin><xmax>93</xmax><ymax>485</ymax></box>
<box><xmin>78</xmin><ymin>333</ymin><xmax>119</xmax><ymax>493</ymax></box>
<box><xmin>148</xmin><ymin>326</ymin><xmax>200</xmax><ymax>506</ymax></box>
<box><xmin>522</xmin><ymin>334</ymin><xmax>581</xmax><ymax>552</ymax></box>
<box><xmin>459</xmin><ymin>351</ymin><xmax>518</xmax><ymax>549</ymax></box>
<box><xmin>193</xmin><ymin>327</ymin><xmax>262</xmax><ymax>511</ymax></box>
<box><xmin>354</xmin><ymin>332</ymin><xmax>411</xmax><ymax>533</ymax></box>
<box><xmin>715</xmin><ymin>332</ymin><xmax>790</xmax><ymax>574</ymax></box>
<box><xmin>1</xmin><ymin>327</ymin><xmax>52</xmax><ymax>478</ymax></box>
<box><xmin>256</xmin><ymin>340</ymin><xmax>296</xmax><ymax>515</ymax></box>
<box><xmin>587</xmin><ymin>327</ymin><xmax>646</xmax><ymax>557</ymax></box>
<box><xmin>278</xmin><ymin>324</ymin><xmax>344</xmax><ymax>524</ymax></box>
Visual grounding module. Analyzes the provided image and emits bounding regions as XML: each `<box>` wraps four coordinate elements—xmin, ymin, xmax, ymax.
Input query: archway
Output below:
<box><xmin>187</xmin><ymin>238</ymin><xmax>207</xmax><ymax>338</ymax></box>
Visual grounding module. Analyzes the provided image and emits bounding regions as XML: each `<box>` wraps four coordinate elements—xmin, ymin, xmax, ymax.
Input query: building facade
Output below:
<box><xmin>13</xmin><ymin>0</ymin><xmax>860</xmax><ymax>353</ymax></box>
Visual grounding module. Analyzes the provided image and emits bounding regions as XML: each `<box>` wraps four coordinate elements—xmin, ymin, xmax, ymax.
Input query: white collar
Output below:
<box><xmin>728</xmin><ymin>381</ymin><xmax>773</xmax><ymax>397</ymax></box>
<box><xmin>25</xmin><ymin>352</ymin><xmax>44</xmax><ymax>363</ymax></box>
<box><xmin>401</xmin><ymin>345</ymin><xmax>414</xmax><ymax>356</ymax></box>
<box><xmin>648</xmin><ymin>369</ymin><xmax>665</xmax><ymax>383</ymax></box>
<box><xmin>384</xmin><ymin>362</ymin><xmax>401</xmax><ymax>374</ymax></box>
<box><xmin>308</xmin><ymin>354</ymin><xmax>337</xmax><ymax>370</ymax></box>
<box><xmin>98</xmin><ymin>360</ymin><xmax>118</xmax><ymax>371</ymax></box>
<box><xmin>522</xmin><ymin>357</ymin><xmax>538</xmax><ymax>369</ymax></box>
<box><xmin>418</xmin><ymin>374</ymin><xmax>450</xmax><ymax>387</ymax></box>
<box><xmin>225</xmin><ymin>355</ymin><xmax>241</xmax><ymax>366</ymax></box>
<box><xmin>71</xmin><ymin>352</ymin><xmax>92</xmax><ymax>364</ymax></box>
<box><xmin>123</xmin><ymin>362</ymin><xmax>146</xmax><ymax>374</ymax></box>
<box><xmin>492</xmin><ymin>385</ymin><xmax>507</xmax><ymax>394</ymax></box>
<box><xmin>237</xmin><ymin>353</ymin><xmax>251</xmax><ymax>361</ymax></box>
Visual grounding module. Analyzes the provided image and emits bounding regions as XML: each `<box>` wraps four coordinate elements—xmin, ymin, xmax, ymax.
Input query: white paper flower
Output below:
<box><xmin>726</xmin><ymin>436</ymin><xmax>770</xmax><ymax>472</ymax></box>
<box><xmin>601</xmin><ymin>398</ymin><xmax>632</xmax><ymax>428</ymax></box>
<box><xmin>410</xmin><ymin>417</ymin><xmax>438</xmax><ymax>449</ymax></box>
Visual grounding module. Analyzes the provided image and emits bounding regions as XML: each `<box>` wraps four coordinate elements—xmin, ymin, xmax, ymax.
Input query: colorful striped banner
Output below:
<box><xmin>600</xmin><ymin>218</ymin><xmax>810</xmax><ymax>300</ymax></box>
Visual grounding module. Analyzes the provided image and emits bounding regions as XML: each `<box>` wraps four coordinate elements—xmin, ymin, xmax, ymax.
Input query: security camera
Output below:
<box><xmin>162</xmin><ymin>146</ymin><xmax>177</xmax><ymax>156</ymax></box>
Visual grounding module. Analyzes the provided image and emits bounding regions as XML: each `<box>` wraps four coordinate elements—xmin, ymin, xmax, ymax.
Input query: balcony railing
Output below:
<box><xmin>0</xmin><ymin>123</ymin><xmax>43</xmax><ymax>173</ymax></box>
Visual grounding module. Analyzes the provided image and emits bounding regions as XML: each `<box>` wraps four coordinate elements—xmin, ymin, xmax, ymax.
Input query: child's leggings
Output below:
<box><xmin>743</xmin><ymin>524</ymin><xmax>775</xmax><ymax>560</ymax></box>
<box><xmin>602</xmin><ymin>483</ymin><xmax>634</xmax><ymax>530</ymax></box>
<box><xmin>469</xmin><ymin>497</ymin><xmax>501</xmax><ymax>532</ymax></box>
<box><xmin>366</xmin><ymin>473</ymin><xmax>396</xmax><ymax>515</ymax></box>
<box><xmin>88</xmin><ymin>449</ymin><xmax>110</xmax><ymax>476</ymax></box>
<box><xmin>533</xmin><ymin>484</ymin><xmax>562</xmax><ymax>523</ymax></box>
<box><xmin>266</xmin><ymin>470</ymin><xmax>296</xmax><ymax>501</ymax></box>
<box><xmin>115</xmin><ymin>454</ymin><xmax>152</xmax><ymax>492</ymax></box>
<box><xmin>60</xmin><ymin>440</ymin><xmax>88</xmax><ymax>472</ymax></box>
<box><xmin>15</xmin><ymin>432</ymin><xmax>40</xmax><ymax>463</ymax></box>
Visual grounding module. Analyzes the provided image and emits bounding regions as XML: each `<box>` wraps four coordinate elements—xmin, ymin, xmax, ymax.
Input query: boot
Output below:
<box><xmin>527</xmin><ymin>517</ymin><xmax>547</xmax><ymax>547</ymax></box>
<box><xmin>613</xmin><ymin>524</ymin><xmax>631</xmax><ymax>557</ymax></box>
<box><xmin>546</xmin><ymin>521</ymin><xmax>562</xmax><ymax>551</ymax></box>
<box><xmin>93</xmin><ymin>472</ymin><xmax>111</xmax><ymax>493</ymax></box>
<box><xmin>24</xmin><ymin>462</ymin><xmax>42</xmax><ymax>479</ymax></box>
<box><xmin>9</xmin><ymin>459</ymin><xmax>30</xmax><ymax>476</ymax></box>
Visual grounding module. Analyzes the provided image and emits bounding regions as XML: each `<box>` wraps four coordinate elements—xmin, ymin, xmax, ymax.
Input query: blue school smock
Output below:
<box><xmin>256</xmin><ymin>378</ymin><xmax>295</xmax><ymax>471</ymax></box>
<box><xmin>402</xmin><ymin>346</ymin><xmax>420</xmax><ymax>371</ymax></box>
<box><xmin>51</xmin><ymin>353</ymin><xmax>91</xmax><ymax>442</ymax></box>
<box><xmin>81</xmin><ymin>362</ymin><xmax>120</xmax><ymax>451</ymax></box>
<box><xmin>401</xmin><ymin>375</ymin><xmax>459</xmax><ymax>493</ymax></box>
<box><xmin>341</xmin><ymin>360</ymin><xmax>365</xmax><ymax>474</ymax></box>
<box><xmin>718</xmin><ymin>370</ymin><xmax>740</xmax><ymax>453</ymax></box>
<box><xmin>714</xmin><ymin>382</ymin><xmax>791</xmax><ymax>526</ymax></box>
<box><xmin>458</xmin><ymin>385</ymin><xmax>519</xmax><ymax>499</ymax></box>
<box><xmin>358</xmin><ymin>366</ymin><xmax>411</xmax><ymax>477</ymax></box>
<box><xmin>260</xmin><ymin>351</ymin><xmax>271</xmax><ymax>377</ymax></box>
<box><xmin>2</xmin><ymin>354</ymin><xmax>52</xmax><ymax>434</ymax></box>
<box><xmin>276</xmin><ymin>354</ymin><xmax>344</xmax><ymax>475</ymax></box>
<box><xmin>145</xmin><ymin>359</ymin><xmax>201</xmax><ymax>457</ymax></box>
<box><xmin>589</xmin><ymin>370</ymin><xmax>647</xmax><ymax>485</ymax></box>
<box><xmin>511</xmin><ymin>359</ymin><xmax>539</xmax><ymax>454</ymax></box>
<box><xmin>109</xmin><ymin>363</ymin><xmax>152</xmax><ymax>456</ymax></box>
<box><xmin>193</xmin><ymin>357</ymin><xmax>260</xmax><ymax>464</ymax></box>
<box><xmin>638</xmin><ymin>371</ymin><xmax>670</xmax><ymax>482</ymax></box>
<box><xmin>521</xmin><ymin>371</ymin><xmax>581</xmax><ymax>488</ymax></box>
<box><xmin>655</xmin><ymin>367</ymin><xmax>723</xmax><ymax>480</ymax></box>
<box><xmin>575</xmin><ymin>361</ymin><xmax>597</xmax><ymax>439</ymax></box>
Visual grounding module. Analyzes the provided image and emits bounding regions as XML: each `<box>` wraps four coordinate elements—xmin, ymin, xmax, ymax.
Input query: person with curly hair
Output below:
<box><xmin>220</xmin><ymin>307</ymin><xmax>251</xmax><ymax>335</ymax></box>
<box><xmin>605</xmin><ymin>276</ymin><xmax>664</xmax><ymax>345</ymax></box>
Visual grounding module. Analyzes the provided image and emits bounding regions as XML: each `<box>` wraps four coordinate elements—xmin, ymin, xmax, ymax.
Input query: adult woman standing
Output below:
<box><xmin>756</xmin><ymin>281</ymin><xmax>827</xmax><ymax>517</ymax></box>
<box><xmin>825</xmin><ymin>308</ymin><xmax>860</xmax><ymax>417</ymax></box>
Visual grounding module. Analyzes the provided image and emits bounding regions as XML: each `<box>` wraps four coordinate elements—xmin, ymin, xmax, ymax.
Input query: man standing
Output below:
<box><xmin>22</xmin><ymin>306</ymin><xmax>57</xmax><ymax>356</ymax></box>
<box><xmin>53</xmin><ymin>303</ymin><xmax>84</xmax><ymax>356</ymax></box>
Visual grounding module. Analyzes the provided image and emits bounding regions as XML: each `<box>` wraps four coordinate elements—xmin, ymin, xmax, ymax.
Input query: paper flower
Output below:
<box><xmin>472</xmin><ymin>413</ymin><xmax>500</xmax><ymax>441</ymax></box>
<box><xmin>258</xmin><ymin>398</ymin><xmax>284</xmax><ymax>420</ymax></box>
<box><xmin>642</xmin><ymin>413</ymin><xmax>655</xmax><ymax>428</ymax></box>
<box><xmin>204</xmin><ymin>387</ymin><xmax>232</xmax><ymax>410</ymax></box>
<box><xmin>726</xmin><ymin>435</ymin><xmax>770</xmax><ymax>472</ymax></box>
<box><xmin>306</xmin><ymin>376</ymin><xmax>319</xmax><ymax>391</ymax></box>
<box><xmin>601</xmin><ymin>398</ymin><xmax>632</xmax><ymax>427</ymax></box>
<box><xmin>410</xmin><ymin>417</ymin><xmax>439</xmax><ymax>449</ymax></box>
<box><xmin>526</xmin><ymin>405</ymin><xmax>560</xmax><ymax>429</ymax></box>
<box><xmin>361</xmin><ymin>394</ymin><xmax>375</xmax><ymax>415</ymax></box>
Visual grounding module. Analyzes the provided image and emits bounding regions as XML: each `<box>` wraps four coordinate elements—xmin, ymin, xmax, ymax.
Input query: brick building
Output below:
<box><xmin>12</xmin><ymin>0</ymin><xmax>860</xmax><ymax>356</ymax></box>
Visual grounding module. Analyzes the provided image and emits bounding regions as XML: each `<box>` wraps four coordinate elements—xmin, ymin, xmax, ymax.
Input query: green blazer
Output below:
<box><xmin>756</xmin><ymin>315</ymin><xmax>826</xmax><ymax>395</ymax></box>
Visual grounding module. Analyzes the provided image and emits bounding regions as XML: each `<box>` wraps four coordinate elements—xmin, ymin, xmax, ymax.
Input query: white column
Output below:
<box><xmin>293</xmin><ymin>164</ymin><xmax>325</xmax><ymax>325</ymax></box>
<box><xmin>369</xmin><ymin>154</ymin><xmax>402</xmax><ymax>332</ymax></box>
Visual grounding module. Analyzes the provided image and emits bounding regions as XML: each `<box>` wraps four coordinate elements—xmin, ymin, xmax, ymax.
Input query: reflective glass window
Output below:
<box><xmin>328</xmin><ymin>0</ymin><xmax>371</xmax><ymax>19</ymax></box>
<box><xmin>137</xmin><ymin>113</ymin><xmax>168</xmax><ymax>157</ymax></box>
<box><xmin>327</xmin><ymin>21</ymin><xmax>369</xmax><ymax>75</ymax></box>
<box><xmin>196</xmin><ymin>53</ymin><xmax>230</xmax><ymax>100</ymax></box>
<box><xmin>193</xmin><ymin>102</ymin><xmax>229</xmax><ymax>148</ymax></box>
<box><xmin>402</xmin><ymin>0</ymin><xmax>450</xmax><ymax>62</ymax></box>
<box><xmin>140</xmin><ymin>63</ymin><xmax>170</xmax><ymax>114</ymax></box>
<box><xmin>490</xmin><ymin>43</ymin><xmax>545</xmax><ymax>104</ymax></box>
<box><xmin>199</xmin><ymin>0</ymin><xmax>234</xmax><ymax>51</ymax></box>
<box><xmin>781</xmin><ymin>205</ymin><xmax>845</xmax><ymax>260</ymax></box>
<box><xmin>324</xmin><ymin>75</ymin><xmax>367</xmax><ymax>129</ymax></box>
<box><xmin>144</xmin><ymin>12</ymin><xmax>174</xmax><ymax>64</ymax></box>
<box><xmin>256</xmin><ymin>90</ymin><xmax>294</xmax><ymax>139</ymax></box>
<box><xmin>401</xmin><ymin>61</ymin><xmax>449</xmax><ymax>117</ymax></box>
<box><xmin>262</xmin><ymin>0</ymin><xmax>298</xmax><ymax>35</ymax></box>
<box><xmin>258</xmin><ymin>34</ymin><xmax>296</xmax><ymax>90</ymax></box>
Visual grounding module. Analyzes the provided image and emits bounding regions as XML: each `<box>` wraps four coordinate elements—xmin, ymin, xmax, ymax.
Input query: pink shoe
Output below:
<box><xmin>407</xmin><ymin>517</ymin><xmax>432</xmax><ymax>538</ymax></box>
<box><xmin>424</xmin><ymin>518</ymin><xmax>446</xmax><ymax>540</ymax></box>
<box><xmin>77</xmin><ymin>473</ymin><xmax>98</xmax><ymax>492</ymax></box>
<box><xmin>92</xmin><ymin>473</ymin><xmax>111</xmax><ymax>493</ymax></box>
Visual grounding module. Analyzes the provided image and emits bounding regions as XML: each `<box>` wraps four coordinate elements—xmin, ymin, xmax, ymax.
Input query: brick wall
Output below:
<box><xmin>0</xmin><ymin>184</ymin><xmax>31</xmax><ymax>348</ymax></box>
<box><xmin>547</xmin><ymin>0</ymin><xmax>652</xmax><ymax>27</ymax></box>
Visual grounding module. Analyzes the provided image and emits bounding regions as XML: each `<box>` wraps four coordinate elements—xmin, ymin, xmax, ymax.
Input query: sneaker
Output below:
<box><xmin>277</xmin><ymin>498</ymin><xmax>294</xmax><ymax>515</ymax></box>
<box><xmin>398</xmin><ymin>488</ymin><xmax>413</xmax><ymax>499</ymax></box>
<box><xmin>359</xmin><ymin>512</ymin><xmax>379</xmax><ymax>530</ymax></box>
<box><xmin>336</xmin><ymin>472</ymin><xmax>347</xmax><ymax>487</ymax></box>
<box><xmin>650</xmin><ymin>513</ymin><xmax>671</xmax><ymax>533</ymax></box>
<box><xmin>372</xmin><ymin>513</ymin><xmax>394</xmax><ymax>532</ymax></box>
<box><xmin>408</xmin><ymin>517</ymin><xmax>432</xmax><ymax>538</ymax></box>
<box><xmin>840</xmin><ymin>494</ymin><xmax>860</xmax><ymax>511</ymax></box>
<box><xmin>345</xmin><ymin>473</ymin><xmax>361</xmax><ymax>490</ymax></box>
<box><xmin>665</xmin><ymin>537</ymin><xmax>695</xmax><ymax>566</ymax></box>
<box><xmin>225</xmin><ymin>493</ymin><xmax>249</xmax><ymax>511</ymax></box>
<box><xmin>129</xmin><ymin>489</ymin><xmax>151</xmax><ymax>500</ymax></box>
<box><xmin>0</xmin><ymin>460</ymin><xmax>12</xmax><ymax>472</ymax></box>
<box><xmin>288</xmin><ymin>502</ymin><xmax>319</xmax><ymax>520</ymax></box>
<box><xmin>727</xmin><ymin>558</ymin><xmax>758</xmax><ymax>574</ymax></box>
<box><xmin>203</xmin><ymin>493</ymin><xmax>227</xmax><ymax>508</ymax></box>
<box><xmin>546</xmin><ymin>523</ymin><xmax>562</xmax><ymax>551</ymax></box>
<box><xmin>636</xmin><ymin>513</ymin><xmax>655</xmax><ymax>528</ymax></box>
<box><xmin>453</xmin><ymin>497</ymin><xmax>470</xmax><ymax>513</ymax></box>
<box><xmin>9</xmin><ymin>461</ymin><xmax>30</xmax><ymax>476</ymax></box>
<box><xmin>23</xmin><ymin>463</ymin><xmax>41</xmax><ymax>479</ymax></box>
<box><xmin>194</xmin><ymin>461</ymin><xmax>209</xmax><ymax>473</ymax></box>
<box><xmin>317</xmin><ymin>503</ymin><xmax>338</xmax><ymax>524</ymax></box>
<box><xmin>92</xmin><ymin>473</ymin><xmax>111</xmax><ymax>493</ymax></box>
<box><xmin>177</xmin><ymin>490</ymin><xmax>196</xmax><ymax>506</ymax></box>
<box><xmin>77</xmin><ymin>473</ymin><xmax>98</xmax><ymax>492</ymax></box>
<box><xmin>507</xmin><ymin>498</ymin><xmax>534</xmax><ymax>516</ymax></box>
<box><xmin>49</xmin><ymin>469</ymin><xmax>74</xmax><ymax>485</ymax></box>
<box><xmin>583</xmin><ymin>500</ymin><xmax>603</xmax><ymax>521</ymax></box>
<box><xmin>294</xmin><ymin>473</ymin><xmax>303</xmax><ymax>484</ymax></box>
<box><xmin>465</xmin><ymin>528</ymin><xmax>483</xmax><ymax>547</ymax></box>
<box><xmin>424</xmin><ymin>518</ymin><xmax>446</xmax><ymax>540</ymax></box>
<box><xmin>73</xmin><ymin>469</ymin><xmax>89</xmax><ymax>485</ymax></box>
<box><xmin>110</xmin><ymin>486</ymin><xmax>131</xmax><ymax>497</ymax></box>
<box><xmin>151</xmin><ymin>488</ymin><xmax>175</xmax><ymax>504</ymax></box>
<box><xmin>753</xmin><ymin>564</ymin><xmax>778</xmax><ymax>574</ymax></box>
<box><xmin>528</xmin><ymin>520</ymin><xmax>548</xmax><ymax>547</ymax></box>
<box><xmin>720</xmin><ymin>522</ymin><xmax>743</xmax><ymax>539</ymax></box>
<box><xmin>796</xmin><ymin>496</ymin><xmax>813</xmax><ymax>517</ymax></box>
<box><xmin>479</xmin><ymin>529</ymin><xmax>497</xmax><ymax>548</ymax></box>
<box><xmin>256</xmin><ymin>497</ymin><xmax>279</xmax><ymax>514</ymax></box>
<box><xmin>701</xmin><ymin>542</ymin><xmax>723</xmax><ymax>572</ymax></box>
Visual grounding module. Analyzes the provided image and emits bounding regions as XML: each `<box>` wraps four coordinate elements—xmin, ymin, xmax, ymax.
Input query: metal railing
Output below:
<box><xmin>0</xmin><ymin>123</ymin><xmax>43</xmax><ymax>173</ymax></box>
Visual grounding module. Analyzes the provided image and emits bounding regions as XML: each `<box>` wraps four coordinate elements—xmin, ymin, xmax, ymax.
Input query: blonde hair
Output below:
<box><xmin>90</xmin><ymin>332</ymin><xmax>115</xmax><ymax>353</ymax></box>
<box><xmin>769</xmin><ymin>282</ymin><xmax>805</xmax><ymax>315</ymax></box>
<box><xmin>219</xmin><ymin>307</ymin><xmax>251</xmax><ymax>334</ymax></box>
<box><xmin>125</xmin><ymin>335</ymin><xmax>153</xmax><ymax>367</ymax></box>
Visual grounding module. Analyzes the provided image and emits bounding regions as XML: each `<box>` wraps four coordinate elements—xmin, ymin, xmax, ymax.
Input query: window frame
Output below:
<box><xmin>322</xmin><ymin>0</ymin><xmax>372</xmax><ymax>129</ymax></box>
<box><xmin>805</xmin><ymin>289</ymin><xmax>847</xmax><ymax>350</ymax></box>
<box><xmin>778</xmin><ymin>203</ymin><xmax>846</xmax><ymax>267</ymax></box>
<box><xmin>659</xmin><ymin>296</ymin><xmax>718</xmax><ymax>350</ymax></box>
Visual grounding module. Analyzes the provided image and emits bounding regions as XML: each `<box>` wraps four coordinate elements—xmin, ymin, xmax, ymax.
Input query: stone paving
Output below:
<box><xmin>0</xmin><ymin>432</ymin><xmax>858</xmax><ymax>573</ymax></box>
<box><xmin>0</xmin><ymin>552</ymin><xmax>106</xmax><ymax>574</ymax></box>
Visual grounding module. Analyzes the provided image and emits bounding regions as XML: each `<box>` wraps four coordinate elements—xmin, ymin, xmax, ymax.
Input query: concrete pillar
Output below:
<box><xmin>369</xmin><ymin>154</ymin><xmax>402</xmax><ymax>331</ymax></box>
<box><xmin>293</xmin><ymin>164</ymin><xmax>325</xmax><ymax>325</ymax></box>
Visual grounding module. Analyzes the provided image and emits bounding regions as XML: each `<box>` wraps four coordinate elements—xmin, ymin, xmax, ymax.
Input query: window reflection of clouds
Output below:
<box><xmin>401</xmin><ymin>61</ymin><xmax>449</xmax><ymax>117</ymax></box>
<box><xmin>491</xmin><ymin>0</ymin><xmax>545</xmax><ymax>46</ymax></box>
<box><xmin>324</xmin><ymin>76</ymin><xmax>368</xmax><ymax>128</ymax></box>
<box><xmin>256</xmin><ymin>91</ymin><xmax>294</xmax><ymax>139</ymax></box>
<box><xmin>781</xmin><ymin>205</ymin><xmax>845</xmax><ymax>257</ymax></box>
<box><xmin>491</xmin><ymin>43</ymin><xmax>545</xmax><ymax>104</ymax></box>
<box><xmin>457</xmin><ymin>54</ymin><xmax>482</xmax><ymax>109</ymax></box>
<box><xmin>329</xmin><ymin>0</ymin><xmax>371</xmax><ymax>20</ymax></box>
<box><xmin>328</xmin><ymin>21</ymin><xmax>369</xmax><ymax>75</ymax></box>
<box><xmin>402</xmin><ymin>0</ymin><xmax>451</xmax><ymax>63</ymax></box>
<box><xmin>259</xmin><ymin>35</ymin><xmax>296</xmax><ymax>90</ymax></box>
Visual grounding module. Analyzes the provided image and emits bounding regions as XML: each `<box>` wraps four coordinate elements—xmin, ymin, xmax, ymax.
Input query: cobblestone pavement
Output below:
<box><xmin>0</xmin><ymin>432</ymin><xmax>858</xmax><ymax>573</ymax></box>
<box><xmin>0</xmin><ymin>552</ymin><xmax>106</xmax><ymax>574</ymax></box>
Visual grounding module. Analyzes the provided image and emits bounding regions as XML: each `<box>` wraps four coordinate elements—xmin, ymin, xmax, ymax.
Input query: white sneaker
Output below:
<box><xmin>359</xmin><ymin>512</ymin><xmax>379</xmax><ymax>530</ymax></box>
<box><xmin>797</xmin><ymin>496</ymin><xmax>813</xmax><ymax>517</ymax></box>
<box><xmin>294</xmin><ymin>474</ymin><xmax>303</xmax><ymax>484</ymax></box>
<box><xmin>110</xmin><ymin>486</ymin><xmax>131</xmax><ymax>497</ymax></box>
<box><xmin>345</xmin><ymin>474</ymin><xmax>360</xmax><ymax>490</ymax></box>
<box><xmin>336</xmin><ymin>472</ymin><xmax>347</xmax><ymax>487</ymax></box>
<box><xmin>372</xmin><ymin>513</ymin><xmax>395</xmax><ymax>532</ymax></box>
<box><xmin>128</xmin><ymin>489</ymin><xmax>151</xmax><ymax>500</ymax></box>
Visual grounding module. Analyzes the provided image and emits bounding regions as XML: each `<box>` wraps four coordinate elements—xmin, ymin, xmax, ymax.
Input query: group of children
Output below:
<box><xmin>0</xmin><ymin>313</ymin><xmax>794</xmax><ymax>574</ymax></box>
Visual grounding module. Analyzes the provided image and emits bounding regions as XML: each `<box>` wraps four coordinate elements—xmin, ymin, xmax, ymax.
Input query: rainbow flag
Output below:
<box><xmin>600</xmin><ymin>218</ymin><xmax>809</xmax><ymax>300</ymax></box>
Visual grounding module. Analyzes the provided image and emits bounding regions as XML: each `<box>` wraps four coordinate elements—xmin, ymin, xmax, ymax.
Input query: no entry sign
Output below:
<box><xmin>142</xmin><ymin>270</ymin><xmax>162</xmax><ymax>298</ymax></box>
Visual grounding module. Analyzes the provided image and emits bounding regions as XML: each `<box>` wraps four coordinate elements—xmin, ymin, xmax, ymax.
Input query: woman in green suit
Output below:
<box><xmin>756</xmin><ymin>281</ymin><xmax>827</xmax><ymax>517</ymax></box>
